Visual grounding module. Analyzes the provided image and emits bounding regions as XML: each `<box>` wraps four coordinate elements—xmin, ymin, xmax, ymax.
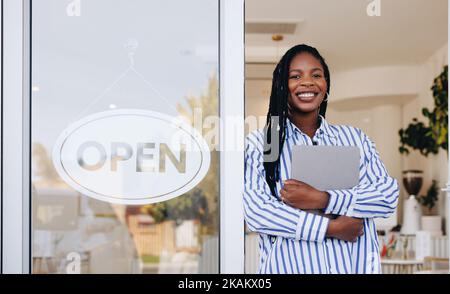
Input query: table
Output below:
<box><xmin>381</xmin><ymin>259</ymin><xmax>424</xmax><ymax>274</ymax></box>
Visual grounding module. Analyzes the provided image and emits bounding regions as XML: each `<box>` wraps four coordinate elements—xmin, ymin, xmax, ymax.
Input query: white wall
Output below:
<box><xmin>245</xmin><ymin>79</ymin><xmax>270</xmax><ymax>127</ymax></box>
<box><xmin>331</xmin><ymin>66</ymin><xmax>420</xmax><ymax>102</ymax></box>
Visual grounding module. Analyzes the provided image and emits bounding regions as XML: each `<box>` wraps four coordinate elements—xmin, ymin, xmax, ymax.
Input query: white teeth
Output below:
<box><xmin>297</xmin><ymin>92</ymin><xmax>316</xmax><ymax>98</ymax></box>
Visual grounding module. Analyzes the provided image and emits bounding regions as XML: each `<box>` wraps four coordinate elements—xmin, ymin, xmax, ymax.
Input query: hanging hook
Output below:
<box><xmin>124</xmin><ymin>38</ymin><xmax>139</xmax><ymax>67</ymax></box>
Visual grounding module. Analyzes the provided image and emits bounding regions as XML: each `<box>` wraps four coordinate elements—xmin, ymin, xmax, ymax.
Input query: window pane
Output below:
<box><xmin>32</xmin><ymin>0</ymin><xmax>219</xmax><ymax>274</ymax></box>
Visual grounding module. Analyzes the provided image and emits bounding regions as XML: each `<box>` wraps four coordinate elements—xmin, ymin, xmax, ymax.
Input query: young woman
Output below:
<box><xmin>243</xmin><ymin>44</ymin><xmax>399</xmax><ymax>274</ymax></box>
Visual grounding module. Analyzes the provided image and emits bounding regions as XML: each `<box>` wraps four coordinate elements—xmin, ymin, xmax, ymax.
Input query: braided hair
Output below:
<box><xmin>263</xmin><ymin>44</ymin><xmax>331</xmax><ymax>197</ymax></box>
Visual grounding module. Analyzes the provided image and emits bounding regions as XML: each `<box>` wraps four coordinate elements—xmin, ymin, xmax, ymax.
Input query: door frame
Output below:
<box><xmin>1</xmin><ymin>0</ymin><xmax>31</xmax><ymax>274</ymax></box>
<box><xmin>0</xmin><ymin>0</ymin><xmax>245</xmax><ymax>274</ymax></box>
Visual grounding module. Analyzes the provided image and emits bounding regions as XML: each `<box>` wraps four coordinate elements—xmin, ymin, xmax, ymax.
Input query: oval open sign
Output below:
<box><xmin>52</xmin><ymin>109</ymin><xmax>211</xmax><ymax>205</ymax></box>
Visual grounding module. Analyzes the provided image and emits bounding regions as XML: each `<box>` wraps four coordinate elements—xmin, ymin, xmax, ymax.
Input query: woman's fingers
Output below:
<box><xmin>284</xmin><ymin>179</ymin><xmax>303</xmax><ymax>186</ymax></box>
<box><xmin>283</xmin><ymin>181</ymin><xmax>303</xmax><ymax>191</ymax></box>
<box><xmin>283</xmin><ymin>184</ymin><xmax>298</xmax><ymax>193</ymax></box>
<box><xmin>280</xmin><ymin>189</ymin><xmax>287</xmax><ymax>202</ymax></box>
<box><xmin>280</xmin><ymin>189</ymin><xmax>292</xmax><ymax>205</ymax></box>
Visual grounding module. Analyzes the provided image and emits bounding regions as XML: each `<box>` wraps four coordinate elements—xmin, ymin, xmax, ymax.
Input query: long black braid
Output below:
<box><xmin>263</xmin><ymin>44</ymin><xmax>331</xmax><ymax>197</ymax></box>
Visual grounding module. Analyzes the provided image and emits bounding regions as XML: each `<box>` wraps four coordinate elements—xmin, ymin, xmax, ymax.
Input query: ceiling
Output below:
<box><xmin>245</xmin><ymin>0</ymin><xmax>448</xmax><ymax>71</ymax></box>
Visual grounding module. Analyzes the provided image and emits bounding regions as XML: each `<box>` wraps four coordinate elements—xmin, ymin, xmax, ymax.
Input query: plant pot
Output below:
<box><xmin>421</xmin><ymin>215</ymin><xmax>442</xmax><ymax>235</ymax></box>
<box><xmin>402</xmin><ymin>195</ymin><xmax>422</xmax><ymax>235</ymax></box>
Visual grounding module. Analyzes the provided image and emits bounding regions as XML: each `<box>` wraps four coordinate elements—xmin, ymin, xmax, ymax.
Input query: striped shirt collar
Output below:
<box><xmin>285</xmin><ymin>115</ymin><xmax>337</xmax><ymax>139</ymax></box>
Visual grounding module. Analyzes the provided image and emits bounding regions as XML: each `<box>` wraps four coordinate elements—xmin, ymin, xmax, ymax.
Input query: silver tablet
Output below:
<box><xmin>291</xmin><ymin>145</ymin><xmax>360</xmax><ymax>191</ymax></box>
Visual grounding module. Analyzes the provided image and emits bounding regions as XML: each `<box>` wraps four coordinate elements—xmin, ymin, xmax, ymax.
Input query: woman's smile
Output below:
<box><xmin>295</xmin><ymin>90</ymin><xmax>320</xmax><ymax>102</ymax></box>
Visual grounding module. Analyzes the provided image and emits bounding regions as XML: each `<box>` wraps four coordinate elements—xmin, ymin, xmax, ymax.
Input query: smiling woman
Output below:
<box><xmin>243</xmin><ymin>44</ymin><xmax>400</xmax><ymax>274</ymax></box>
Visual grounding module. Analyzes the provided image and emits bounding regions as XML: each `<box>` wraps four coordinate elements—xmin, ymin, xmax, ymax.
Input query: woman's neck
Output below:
<box><xmin>289</xmin><ymin>112</ymin><xmax>320</xmax><ymax>139</ymax></box>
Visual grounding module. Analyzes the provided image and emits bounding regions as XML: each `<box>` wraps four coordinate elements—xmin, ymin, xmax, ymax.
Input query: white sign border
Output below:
<box><xmin>52</xmin><ymin>109</ymin><xmax>211</xmax><ymax>205</ymax></box>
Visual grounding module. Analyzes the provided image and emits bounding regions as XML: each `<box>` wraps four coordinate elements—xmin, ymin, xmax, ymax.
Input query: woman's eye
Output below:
<box><xmin>313</xmin><ymin>74</ymin><xmax>322</xmax><ymax>78</ymax></box>
<box><xmin>289</xmin><ymin>75</ymin><xmax>300</xmax><ymax>79</ymax></box>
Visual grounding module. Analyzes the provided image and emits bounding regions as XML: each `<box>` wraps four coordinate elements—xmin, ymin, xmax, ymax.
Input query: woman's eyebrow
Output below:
<box><xmin>289</xmin><ymin>67</ymin><xmax>323</xmax><ymax>73</ymax></box>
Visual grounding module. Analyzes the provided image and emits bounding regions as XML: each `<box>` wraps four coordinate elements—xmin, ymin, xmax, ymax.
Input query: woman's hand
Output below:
<box><xmin>326</xmin><ymin>216</ymin><xmax>364</xmax><ymax>242</ymax></box>
<box><xmin>280</xmin><ymin>179</ymin><xmax>329</xmax><ymax>210</ymax></box>
<box><xmin>280</xmin><ymin>180</ymin><xmax>364</xmax><ymax>242</ymax></box>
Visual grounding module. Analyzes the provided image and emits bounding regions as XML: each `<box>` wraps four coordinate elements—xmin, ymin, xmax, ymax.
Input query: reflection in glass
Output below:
<box><xmin>32</xmin><ymin>0</ymin><xmax>219</xmax><ymax>274</ymax></box>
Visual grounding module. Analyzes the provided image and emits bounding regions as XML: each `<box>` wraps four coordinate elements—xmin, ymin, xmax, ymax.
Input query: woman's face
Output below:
<box><xmin>287</xmin><ymin>52</ymin><xmax>327</xmax><ymax>116</ymax></box>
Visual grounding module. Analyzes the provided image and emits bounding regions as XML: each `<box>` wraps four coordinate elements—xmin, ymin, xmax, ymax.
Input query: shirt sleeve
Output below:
<box><xmin>324</xmin><ymin>130</ymin><xmax>399</xmax><ymax>219</ymax></box>
<box><xmin>243</xmin><ymin>132</ymin><xmax>329</xmax><ymax>243</ymax></box>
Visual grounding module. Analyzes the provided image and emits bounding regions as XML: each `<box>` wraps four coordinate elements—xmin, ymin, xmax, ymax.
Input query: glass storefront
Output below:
<box><xmin>31</xmin><ymin>0</ymin><xmax>219</xmax><ymax>274</ymax></box>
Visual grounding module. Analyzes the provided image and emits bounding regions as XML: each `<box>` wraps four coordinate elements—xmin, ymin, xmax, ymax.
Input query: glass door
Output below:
<box><xmin>1</xmin><ymin>0</ymin><xmax>244</xmax><ymax>274</ymax></box>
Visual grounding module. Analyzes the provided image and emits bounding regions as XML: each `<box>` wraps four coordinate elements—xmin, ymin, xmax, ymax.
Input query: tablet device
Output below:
<box><xmin>291</xmin><ymin>145</ymin><xmax>360</xmax><ymax>191</ymax></box>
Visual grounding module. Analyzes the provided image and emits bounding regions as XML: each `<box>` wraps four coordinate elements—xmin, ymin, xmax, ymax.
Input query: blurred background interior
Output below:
<box><xmin>244</xmin><ymin>0</ymin><xmax>449</xmax><ymax>274</ymax></box>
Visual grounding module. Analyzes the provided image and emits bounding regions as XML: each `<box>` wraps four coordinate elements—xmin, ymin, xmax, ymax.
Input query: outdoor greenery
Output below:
<box><xmin>141</xmin><ymin>255</ymin><xmax>160</xmax><ymax>264</ymax></box>
<box><xmin>142</xmin><ymin>188</ymin><xmax>209</xmax><ymax>225</ymax></box>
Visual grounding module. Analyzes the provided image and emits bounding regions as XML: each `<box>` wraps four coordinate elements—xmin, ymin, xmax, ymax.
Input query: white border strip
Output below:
<box><xmin>447</xmin><ymin>0</ymin><xmax>450</xmax><ymax>272</ymax></box>
<box><xmin>219</xmin><ymin>0</ymin><xmax>245</xmax><ymax>274</ymax></box>
<box><xmin>1</xmin><ymin>0</ymin><xmax>30</xmax><ymax>274</ymax></box>
<box><xmin>0</xmin><ymin>0</ymin><xmax>3</xmax><ymax>274</ymax></box>
<box><xmin>22</xmin><ymin>0</ymin><xmax>31</xmax><ymax>274</ymax></box>
<box><xmin>0</xmin><ymin>0</ymin><xmax>3</xmax><ymax>272</ymax></box>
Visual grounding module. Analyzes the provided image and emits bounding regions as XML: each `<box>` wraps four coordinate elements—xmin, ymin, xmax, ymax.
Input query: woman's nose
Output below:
<box><xmin>300</xmin><ymin>79</ymin><xmax>314</xmax><ymax>87</ymax></box>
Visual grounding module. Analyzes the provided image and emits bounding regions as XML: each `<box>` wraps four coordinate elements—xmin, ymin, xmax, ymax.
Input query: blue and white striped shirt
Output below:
<box><xmin>243</xmin><ymin>116</ymin><xmax>399</xmax><ymax>274</ymax></box>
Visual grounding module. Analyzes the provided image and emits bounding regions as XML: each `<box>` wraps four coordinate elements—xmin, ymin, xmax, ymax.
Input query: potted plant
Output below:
<box><xmin>399</xmin><ymin>66</ymin><xmax>448</xmax><ymax>156</ymax></box>
<box><xmin>398</xmin><ymin>65</ymin><xmax>447</xmax><ymax>234</ymax></box>
<box><xmin>418</xmin><ymin>180</ymin><xmax>442</xmax><ymax>234</ymax></box>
